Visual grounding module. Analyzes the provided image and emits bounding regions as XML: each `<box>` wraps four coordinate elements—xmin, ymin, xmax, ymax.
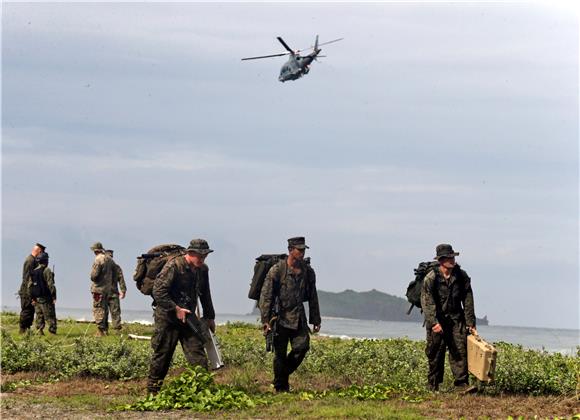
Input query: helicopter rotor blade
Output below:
<box><xmin>318</xmin><ymin>37</ymin><xmax>344</xmax><ymax>47</ymax></box>
<box><xmin>241</xmin><ymin>52</ymin><xmax>290</xmax><ymax>61</ymax></box>
<box><xmin>301</xmin><ymin>37</ymin><xmax>344</xmax><ymax>52</ymax></box>
<box><xmin>277</xmin><ymin>37</ymin><xmax>294</xmax><ymax>54</ymax></box>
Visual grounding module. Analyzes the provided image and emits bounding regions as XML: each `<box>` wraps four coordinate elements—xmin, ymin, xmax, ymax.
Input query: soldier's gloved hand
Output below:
<box><xmin>31</xmin><ymin>299</ymin><xmax>37</xmax><ymax>306</ymax></box>
<box><xmin>262</xmin><ymin>323</ymin><xmax>271</xmax><ymax>334</ymax></box>
<box><xmin>119</xmin><ymin>291</ymin><xmax>126</xmax><ymax>299</ymax></box>
<box><xmin>175</xmin><ymin>305</ymin><xmax>191</xmax><ymax>323</ymax></box>
<box><xmin>206</xmin><ymin>319</ymin><xmax>216</xmax><ymax>333</ymax></box>
<box><xmin>312</xmin><ymin>324</ymin><xmax>321</xmax><ymax>333</ymax></box>
<box><xmin>468</xmin><ymin>326</ymin><xmax>477</xmax><ymax>335</ymax></box>
<box><xmin>432</xmin><ymin>323</ymin><xmax>443</xmax><ymax>334</ymax></box>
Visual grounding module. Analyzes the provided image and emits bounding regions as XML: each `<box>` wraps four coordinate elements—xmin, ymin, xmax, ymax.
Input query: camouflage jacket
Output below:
<box><xmin>152</xmin><ymin>255</ymin><xmax>215</xmax><ymax>324</ymax></box>
<box><xmin>111</xmin><ymin>261</ymin><xmax>127</xmax><ymax>294</ymax></box>
<box><xmin>421</xmin><ymin>265</ymin><xmax>475</xmax><ymax>329</ymax></box>
<box><xmin>19</xmin><ymin>254</ymin><xmax>37</xmax><ymax>297</ymax></box>
<box><xmin>90</xmin><ymin>253</ymin><xmax>114</xmax><ymax>294</ymax></box>
<box><xmin>259</xmin><ymin>260</ymin><xmax>321</xmax><ymax>330</ymax></box>
<box><xmin>28</xmin><ymin>265</ymin><xmax>56</xmax><ymax>302</ymax></box>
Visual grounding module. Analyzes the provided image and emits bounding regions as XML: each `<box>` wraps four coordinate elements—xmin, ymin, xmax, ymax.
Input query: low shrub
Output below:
<box><xmin>122</xmin><ymin>366</ymin><xmax>268</xmax><ymax>411</ymax></box>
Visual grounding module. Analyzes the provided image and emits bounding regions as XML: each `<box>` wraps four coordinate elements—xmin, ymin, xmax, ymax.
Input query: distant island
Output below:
<box><xmin>252</xmin><ymin>288</ymin><xmax>489</xmax><ymax>326</ymax></box>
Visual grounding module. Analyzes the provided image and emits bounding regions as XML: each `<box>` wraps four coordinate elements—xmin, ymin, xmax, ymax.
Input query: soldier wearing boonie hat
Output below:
<box><xmin>147</xmin><ymin>238</ymin><xmax>216</xmax><ymax>394</ymax></box>
<box><xmin>258</xmin><ymin>236</ymin><xmax>321</xmax><ymax>392</ymax></box>
<box><xmin>89</xmin><ymin>241</ymin><xmax>115</xmax><ymax>336</ymax></box>
<box><xmin>421</xmin><ymin>244</ymin><xmax>477</xmax><ymax>393</ymax></box>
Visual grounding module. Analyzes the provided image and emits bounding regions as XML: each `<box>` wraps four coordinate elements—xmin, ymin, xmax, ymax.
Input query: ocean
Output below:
<box><xmin>3</xmin><ymin>306</ymin><xmax>578</xmax><ymax>355</ymax></box>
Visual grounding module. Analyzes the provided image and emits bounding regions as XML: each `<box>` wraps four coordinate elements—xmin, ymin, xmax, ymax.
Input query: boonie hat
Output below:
<box><xmin>288</xmin><ymin>236</ymin><xmax>309</xmax><ymax>250</ymax></box>
<box><xmin>90</xmin><ymin>242</ymin><xmax>104</xmax><ymax>251</ymax></box>
<box><xmin>434</xmin><ymin>244</ymin><xmax>460</xmax><ymax>260</ymax></box>
<box><xmin>185</xmin><ymin>239</ymin><xmax>213</xmax><ymax>255</ymax></box>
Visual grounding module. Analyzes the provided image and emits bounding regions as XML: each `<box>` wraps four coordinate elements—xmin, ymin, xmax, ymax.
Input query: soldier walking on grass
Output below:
<box><xmin>29</xmin><ymin>252</ymin><xmax>57</xmax><ymax>335</ymax></box>
<box><xmin>147</xmin><ymin>239</ymin><xmax>216</xmax><ymax>394</ymax></box>
<box><xmin>259</xmin><ymin>237</ymin><xmax>321</xmax><ymax>392</ymax></box>
<box><xmin>90</xmin><ymin>242</ymin><xmax>114</xmax><ymax>336</ymax></box>
<box><xmin>421</xmin><ymin>244</ymin><xmax>477</xmax><ymax>393</ymax></box>
<box><xmin>18</xmin><ymin>243</ymin><xmax>45</xmax><ymax>333</ymax></box>
<box><xmin>105</xmin><ymin>249</ymin><xmax>127</xmax><ymax>331</ymax></box>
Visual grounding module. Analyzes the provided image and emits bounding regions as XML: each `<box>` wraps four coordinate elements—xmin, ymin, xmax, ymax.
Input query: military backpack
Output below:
<box><xmin>248</xmin><ymin>254</ymin><xmax>314</xmax><ymax>302</ymax></box>
<box><xmin>133</xmin><ymin>244</ymin><xmax>185</xmax><ymax>295</ymax></box>
<box><xmin>30</xmin><ymin>265</ymin><xmax>51</xmax><ymax>299</ymax></box>
<box><xmin>405</xmin><ymin>261</ymin><xmax>440</xmax><ymax>314</ymax></box>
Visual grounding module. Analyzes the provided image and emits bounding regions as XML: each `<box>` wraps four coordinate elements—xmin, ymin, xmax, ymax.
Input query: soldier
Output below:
<box><xmin>421</xmin><ymin>244</ymin><xmax>477</xmax><ymax>393</ymax></box>
<box><xmin>105</xmin><ymin>250</ymin><xmax>127</xmax><ymax>331</ymax></box>
<box><xmin>147</xmin><ymin>239</ymin><xmax>216</xmax><ymax>394</ymax></box>
<box><xmin>29</xmin><ymin>252</ymin><xmax>57</xmax><ymax>335</ymax></box>
<box><xmin>259</xmin><ymin>237</ymin><xmax>321</xmax><ymax>392</ymax></box>
<box><xmin>18</xmin><ymin>243</ymin><xmax>45</xmax><ymax>333</ymax></box>
<box><xmin>90</xmin><ymin>242</ymin><xmax>114</xmax><ymax>336</ymax></box>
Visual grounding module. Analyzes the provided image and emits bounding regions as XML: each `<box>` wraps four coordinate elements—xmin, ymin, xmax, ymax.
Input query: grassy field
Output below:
<box><xmin>1</xmin><ymin>311</ymin><xmax>578</xmax><ymax>419</ymax></box>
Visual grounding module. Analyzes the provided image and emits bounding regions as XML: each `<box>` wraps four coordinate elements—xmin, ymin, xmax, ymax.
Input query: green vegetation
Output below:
<box><xmin>122</xmin><ymin>366</ymin><xmax>267</xmax><ymax>411</ymax></box>
<box><xmin>1</xmin><ymin>312</ymin><xmax>578</xmax><ymax>417</ymax></box>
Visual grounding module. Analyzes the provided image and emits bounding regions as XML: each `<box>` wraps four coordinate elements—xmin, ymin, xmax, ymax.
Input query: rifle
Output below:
<box><xmin>265</xmin><ymin>294</ymin><xmax>280</xmax><ymax>353</ymax></box>
<box><xmin>178</xmin><ymin>292</ymin><xmax>211</xmax><ymax>344</ymax></box>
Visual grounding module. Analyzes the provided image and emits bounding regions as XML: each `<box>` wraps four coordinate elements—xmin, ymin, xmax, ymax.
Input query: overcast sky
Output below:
<box><xmin>2</xmin><ymin>2</ymin><xmax>578</xmax><ymax>329</ymax></box>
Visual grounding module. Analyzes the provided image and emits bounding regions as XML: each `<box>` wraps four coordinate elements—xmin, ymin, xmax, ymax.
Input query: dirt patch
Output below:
<box><xmin>409</xmin><ymin>393</ymin><xmax>580</xmax><ymax>419</ymax></box>
<box><xmin>2</xmin><ymin>376</ymin><xmax>579</xmax><ymax>419</ymax></box>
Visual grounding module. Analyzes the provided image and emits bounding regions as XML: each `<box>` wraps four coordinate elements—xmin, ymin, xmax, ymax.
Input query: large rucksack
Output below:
<box><xmin>30</xmin><ymin>265</ymin><xmax>51</xmax><ymax>300</ymax></box>
<box><xmin>133</xmin><ymin>244</ymin><xmax>185</xmax><ymax>295</ymax></box>
<box><xmin>405</xmin><ymin>261</ymin><xmax>439</xmax><ymax>314</ymax></box>
<box><xmin>248</xmin><ymin>254</ymin><xmax>287</xmax><ymax>300</ymax></box>
<box><xmin>248</xmin><ymin>254</ymin><xmax>314</xmax><ymax>302</ymax></box>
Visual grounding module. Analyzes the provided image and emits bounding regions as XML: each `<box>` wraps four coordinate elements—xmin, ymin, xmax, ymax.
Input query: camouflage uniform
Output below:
<box><xmin>29</xmin><ymin>264</ymin><xmax>57</xmax><ymax>334</ymax></box>
<box><xmin>108</xmin><ymin>260</ymin><xmax>126</xmax><ymax>330</ymax></box>
<box><xmin>147</xmin><ymin>254</ymin><xmax>215</xmax><ymax>393</ymax></box>
<box><xmin>18</xmin><ymin>254</ymin><xmax>37</xmax><ymax>331</ymax></box>
<box><xmin>421</xmin><ymin>265</ymin><xmax>475</xmax><ymax>389</ymax></box>
<box><xmin>90</xmin><ymin>251</ymin><xmax>114</xmax><ymax>333</ymax></box>
<box><xmin>259</xmin><ymin>259</ymin><xmax>321</xmax><ymax>391</ymax></box>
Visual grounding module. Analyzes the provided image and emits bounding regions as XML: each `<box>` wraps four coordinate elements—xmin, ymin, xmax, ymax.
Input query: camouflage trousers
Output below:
<box><xmin>92</xmin><ymin>292</ymin><xmax>110</xmax><ymax>332</ymax></box>
<box><xmin>147</xmin><ymin>318</ymin><xmax>208</xmax><ymax>393</ymax></box>
<box><xmin>272</xmin><ymin>324</ymin><xmax>310</xmax><ymax>391</ymax></box>
<box><xmin>425</xmin><ymin>319</ymin><xmax>468</xmax><ymax>388</ymax></box>
<box><xmin>34</xmin><ymin>298</ymin><xmax>57</xmax><ymax>334</ymax></box>
<box><xmin>108</xmin><ymin>293</ymin><xmax>122</xmax><ymax>330</ymax></box>
<box><xmin>19</xmin><ymin>294</ymin><xmax>35</xmax><ymax>331</ymax></box>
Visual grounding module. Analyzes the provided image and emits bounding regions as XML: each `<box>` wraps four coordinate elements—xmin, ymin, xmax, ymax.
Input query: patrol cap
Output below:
<box><xmin>90</xmin><ymin>242</ymin><xmax>104</xmax><ymax>251</ymax></box>
<box><xmin>434</xmin><ymin>244</ymin><xmax>459</xmax><ymax>260</ymax></box>
<box><xmin>288</xmin><ymin>236</ymin><xmax>309</xmax><ymax>250</ymax></box>
<box><xmin>36</xmin><ymin>243</ymin><xmax>46</xmax><ymax>252</ymax></box>
<box><xmin>185</xmin><ymin>239</ymin><xmax>213</xmax><ymax>255</ymax></box>
<box><xmin>37</xmin><ymin>252</ymin><xmax>49</xmax><ymax>264</ymax></box>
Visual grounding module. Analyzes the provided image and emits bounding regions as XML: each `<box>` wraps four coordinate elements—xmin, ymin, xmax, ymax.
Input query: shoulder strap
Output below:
<box><xmin>273</xmin><ymin>260</ymin><xmax>286</xmax><ymax>298</ymax></box>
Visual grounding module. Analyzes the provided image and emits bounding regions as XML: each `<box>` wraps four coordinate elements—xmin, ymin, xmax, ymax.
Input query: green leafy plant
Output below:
<box><xmin>121</xmin><ymin>366</ymin><xmax>269</xmax><ymax>411</ymax></box>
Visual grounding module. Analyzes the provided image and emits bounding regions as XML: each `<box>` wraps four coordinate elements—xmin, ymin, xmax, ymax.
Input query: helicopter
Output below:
<box><xmin>241</xmin><ymin>35</ymin><xmax>343</xmax><ymax>82</ymax></box>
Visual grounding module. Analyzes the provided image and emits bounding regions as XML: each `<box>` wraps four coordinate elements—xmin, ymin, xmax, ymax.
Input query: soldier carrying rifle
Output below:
<box><xmin>147</xmin><ymin>239</ymin><xmax>216</xmax><ymax>394</ymax></box>
<box><xmin>259</xmin><ymin>237</ymin><xmax>321</xmax><ymax>393</ymax></box>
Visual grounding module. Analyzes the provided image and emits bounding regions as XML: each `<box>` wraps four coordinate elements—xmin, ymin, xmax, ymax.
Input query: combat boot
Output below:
<box><xmin>95</xmin><ymin>329</ymin><xmax>106</xmax><ymax>337</ymax></box>
<box><xmin>37</xmin><ymin>329</ymin><xmax>45</xmax><ymax>336</ymax></box>
<box><xmin>454</xmin><ymin>383</ymin><xmax>477</xmax><ymax>395</ymax></box>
